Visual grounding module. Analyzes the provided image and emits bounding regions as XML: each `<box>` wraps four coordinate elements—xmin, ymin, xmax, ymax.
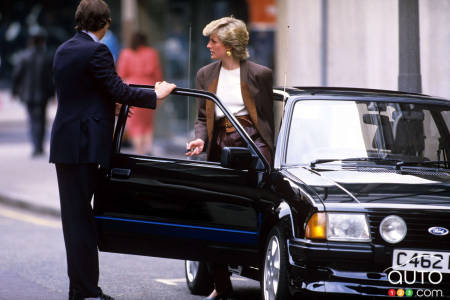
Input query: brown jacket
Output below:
<box><xmin>194</xmin><ymin>60</ymin><xmax>274</xmax><ymax>158</ymax></box>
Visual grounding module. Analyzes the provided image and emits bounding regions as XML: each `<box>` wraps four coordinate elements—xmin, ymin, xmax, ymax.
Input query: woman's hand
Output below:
<box><xmin>186</xmin><ymin>139</ymin><xmax>205</xmax><ymax>156</ymax></box>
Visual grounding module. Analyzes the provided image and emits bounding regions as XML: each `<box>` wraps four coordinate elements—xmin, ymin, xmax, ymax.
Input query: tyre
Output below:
<box><xmin>261</xmin><ymin>224</ymin><xmax>292</xmax><ymax>300</ymax></box>
<box><xmin>185</xmin><ymin>260</ymin><xmax>214</xmax><ymax>295</ymax></box>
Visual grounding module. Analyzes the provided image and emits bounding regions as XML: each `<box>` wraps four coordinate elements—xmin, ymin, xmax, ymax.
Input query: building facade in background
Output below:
<box><xmin>276</xmin><ymin>0</ymin><xmax>450</xmax><ymax>98</ymax></box>
<box><xmin>1</xmin><ymin>0</ymin><xmax>448</xmax><ymax>99</ymax></box>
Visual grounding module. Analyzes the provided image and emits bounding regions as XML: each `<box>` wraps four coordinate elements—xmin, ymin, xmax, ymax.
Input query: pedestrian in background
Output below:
<box><xmin>49</xmin><ymin>0</ymin><xmax>176</xmax><ymax>299</ymax></box>
<box><xmin>117</xmin><ymin>31</ymin><xmax>163</xmax><ymax>155</ymax></box>
<box><xmin>12</xmin><ymin>26</ymin><xmax>54</xmax><ymax>157</ymax></box>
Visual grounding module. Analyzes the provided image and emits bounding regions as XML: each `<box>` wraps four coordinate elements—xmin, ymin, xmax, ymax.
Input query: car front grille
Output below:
<box><xmin>367</xmin><ymin>210</ymin><xmax>450</xmax><ymax>249</ymax></box>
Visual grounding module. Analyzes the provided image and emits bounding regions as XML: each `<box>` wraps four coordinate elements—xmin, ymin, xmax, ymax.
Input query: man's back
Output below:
<box><xmin>50</xmin><ymin>32</ymin><xmax>156</xmax><ymax>166</ymax></box>
<box><xmin>53</xmin><ymin>33</ymin><xmax>115</xmax><ymax>122</ymax></box>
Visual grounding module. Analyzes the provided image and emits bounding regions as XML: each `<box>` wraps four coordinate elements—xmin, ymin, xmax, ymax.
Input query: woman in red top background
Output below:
<box><xmin>117</xmin><ymin>32</ymin><xmax>163</xmax><ymax>155</ymax></box>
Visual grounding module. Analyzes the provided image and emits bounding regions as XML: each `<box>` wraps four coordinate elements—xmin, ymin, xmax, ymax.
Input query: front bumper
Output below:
<box><xmin>287</xmin><ymin>239</ymin><xmax>450</xmax><ymax>298</ymax></box>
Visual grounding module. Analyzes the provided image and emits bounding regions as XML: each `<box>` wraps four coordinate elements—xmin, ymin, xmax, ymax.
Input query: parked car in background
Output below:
<box><xmin>94</xmin><ymin>86</ymin><xmax>450</xmax><ymax>299</ymax></box>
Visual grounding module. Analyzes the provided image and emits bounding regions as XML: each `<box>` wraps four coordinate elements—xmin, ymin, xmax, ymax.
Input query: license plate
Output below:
<box><xmin>392</xmin><ymin>249</ymin><xmax>450</xmax><ymax>273</ymax></box>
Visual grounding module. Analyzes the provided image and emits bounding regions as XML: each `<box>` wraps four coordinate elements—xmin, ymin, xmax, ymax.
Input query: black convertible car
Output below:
<box><xmin>94</xmin><ymin>87</ymin><xmax>450</xmax><ymax>299</ymax></box>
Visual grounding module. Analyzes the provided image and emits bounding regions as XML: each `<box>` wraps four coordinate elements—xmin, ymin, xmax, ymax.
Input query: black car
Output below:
<box><xmin>94</xmin><ymin>86</ymin><xmax>450</xmax><ymax>299</ymax></box>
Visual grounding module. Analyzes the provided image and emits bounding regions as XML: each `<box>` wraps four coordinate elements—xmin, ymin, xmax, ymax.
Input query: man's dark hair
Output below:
<box><xmin>75</xmin><ymin>0</ymin><xmax>111</xmax><ymax>32</ymax></box>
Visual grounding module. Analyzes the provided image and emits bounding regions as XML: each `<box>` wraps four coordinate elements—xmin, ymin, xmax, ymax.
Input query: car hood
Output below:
<box><xmin>285</xmin><ymin>167</ymin><xmax>450</xmax><ymax>208</ymax></box>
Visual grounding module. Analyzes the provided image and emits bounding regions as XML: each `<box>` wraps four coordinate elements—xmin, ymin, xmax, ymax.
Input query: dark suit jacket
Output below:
<box><xmin>11</xmin><ymin>46</ymin><xmax>54</xmax><ymax>104</ymax></box>
<box><xmin>49</xmin><ymin>32</ymin><xmax>156</xmax><ymax>166</ymax></box>
<box><xmin>194</xmin><ymin>60</ymin><xmax>274</xmax><ymax>158</ymax></box>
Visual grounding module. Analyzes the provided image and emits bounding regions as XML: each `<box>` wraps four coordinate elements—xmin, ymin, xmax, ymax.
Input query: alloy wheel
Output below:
<box><xmin>185</xmin><ymin>260</ymin><xmax>200</xmax><ymax>282</ymax></box>
<box><xmin>263</xmin><ymin>236</ymin><xmax>281</xmax><ymax>300</ymax></box>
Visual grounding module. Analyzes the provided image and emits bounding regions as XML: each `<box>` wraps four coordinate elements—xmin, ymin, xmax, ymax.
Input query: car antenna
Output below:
<box><xmin>283</xmin><ymin>25</ymin><xmax>290</xmax><ymax>98</ymax></box>
<box><xmin>274</xmin><ymin>25</ymin><xmax>290</xmax><ymax>139</ymax></box>
<box><xmin>188</xmin><ymin>23</ymin><xmax>192</xmax><ymax>89</ymax></box>
<box><xmin>187</xmin><ymin>23</ymin><xmax>192</xmax><ymax>138</ymax></box>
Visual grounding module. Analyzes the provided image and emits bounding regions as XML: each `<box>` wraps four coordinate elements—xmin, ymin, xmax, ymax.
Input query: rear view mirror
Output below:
<box><xmin>362</xmin><ymin>114</ymin><xmax>390</xmax><ymax>125</ymax></box>
<box><xmin>221</xmin><ymin>147</ymin><xmax>254</xmax><ymax>170</ymax></box>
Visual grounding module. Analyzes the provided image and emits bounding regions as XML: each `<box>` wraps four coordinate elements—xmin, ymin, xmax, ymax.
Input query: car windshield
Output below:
<box><xmin>285</xmin><ymin>100</ymin><xmax>450</xmax><ymax>167</ymax></box>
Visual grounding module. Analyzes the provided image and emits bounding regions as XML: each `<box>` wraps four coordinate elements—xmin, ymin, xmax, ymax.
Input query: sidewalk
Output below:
<box><xmin>0</xmin><ymin>89</ymin><xmax>60</xmax><ymax>217</ymax></box>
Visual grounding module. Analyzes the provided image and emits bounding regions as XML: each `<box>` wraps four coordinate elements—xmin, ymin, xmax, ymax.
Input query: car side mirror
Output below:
<box><xmin>221</xmin><ymin>147</ymin><xmax>254</xmax><ymax>170</ymax></box>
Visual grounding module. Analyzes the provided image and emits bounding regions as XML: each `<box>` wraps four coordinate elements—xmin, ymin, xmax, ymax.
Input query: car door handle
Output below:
<box><xmin>111</xmin><ymin>168</ymin><xmax>131</xmax><ymax>179</ymax></box>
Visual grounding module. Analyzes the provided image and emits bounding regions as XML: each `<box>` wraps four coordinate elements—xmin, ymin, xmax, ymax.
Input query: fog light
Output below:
<box><xmin>379</xmin><ymin>215</ymin><xmax>407</xmax><ymax>244</ymax></box>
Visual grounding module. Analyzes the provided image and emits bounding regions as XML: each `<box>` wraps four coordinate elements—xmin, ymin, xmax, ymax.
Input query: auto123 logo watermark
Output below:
<box><xmin>384</xmin><ymin>253</ymin><xmax>445</xmax><ymax>298</ymax></box>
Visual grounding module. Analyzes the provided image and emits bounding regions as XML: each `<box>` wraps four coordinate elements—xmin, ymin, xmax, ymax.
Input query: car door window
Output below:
<box><xmin>119</xmin><ymin>93</ymin><xmax>247</xmax><ymax>162</ymax></box>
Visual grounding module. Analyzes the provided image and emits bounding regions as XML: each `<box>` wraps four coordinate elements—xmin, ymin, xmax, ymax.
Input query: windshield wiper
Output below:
<box><xmin>396</xmin><ymin>160</ymin><xmax>449</xmax><ymax>169</ymax></box>
<box><xmin>309</xmin><ymin>158</ymin><xmax>340</xmax><ymax>167</ymax></box>
<box><xmin>309</xmin><ymin>158</ymin><xmax>450</xmax><ymax>170</ymax></box>
<box><xmin>310</xmin><ymin>157</ymin><xmax>402</xmax><ymax>168</ymax></box>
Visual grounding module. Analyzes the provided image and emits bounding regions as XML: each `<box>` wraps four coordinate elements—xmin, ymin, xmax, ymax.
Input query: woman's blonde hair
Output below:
<box><xmin>202</xmin><ymin>16</ymin><xmax>249</xmax><ymax>60</ymax></box>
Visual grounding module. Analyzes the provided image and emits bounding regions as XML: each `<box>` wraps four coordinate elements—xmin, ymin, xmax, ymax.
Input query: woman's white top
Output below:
<box><xmin>215</xmin><ymin>66</ymin><xmax>248</xmax><ymax>119</ymax></box>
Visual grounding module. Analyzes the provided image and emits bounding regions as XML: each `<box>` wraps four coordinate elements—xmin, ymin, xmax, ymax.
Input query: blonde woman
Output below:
<box><xmin>186</xmin><ymin>17</ymin><xmax>274</xmax><ymax>300</ymax></box>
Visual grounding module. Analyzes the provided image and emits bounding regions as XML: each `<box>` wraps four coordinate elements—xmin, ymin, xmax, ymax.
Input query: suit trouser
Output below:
<box><xmin>55</xmin><ymin>163</ymin><xmax>101</xmax><ymax>297</ymax></box>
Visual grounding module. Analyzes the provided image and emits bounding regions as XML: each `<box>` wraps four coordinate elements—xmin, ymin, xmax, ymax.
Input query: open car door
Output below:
<box><xmin>93</xmin><ymin>87</ymin><xmax>269</xmax><ymax>265</ymax></box>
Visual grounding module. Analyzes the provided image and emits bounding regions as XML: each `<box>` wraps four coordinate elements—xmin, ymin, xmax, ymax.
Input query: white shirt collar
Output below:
<box><xmin>82</xmin><ymin>30</ymin><xmax>100</xmax><ymax>43</ymax></box>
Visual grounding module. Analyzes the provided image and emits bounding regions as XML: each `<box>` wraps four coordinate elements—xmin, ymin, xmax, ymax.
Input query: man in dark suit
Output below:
<box><xmin>12</xmin><ymin>27</ymin><xmax>54</xmax><ymax>157</ymax></box>
<box><xmin>49</xmin><ymin>1</ymin><xmax>176</xmax><ymax>299</ymax></box>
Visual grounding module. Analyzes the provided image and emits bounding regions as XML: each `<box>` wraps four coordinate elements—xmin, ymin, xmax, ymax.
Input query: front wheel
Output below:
<box><xmin>261</xmin><ymin>225</ymin><xmax>292</xmax><ymax>300</ymax></box>
<box><xmin>185</xmin><ymin>260</ymin><xmax>213</xmax><ymax>295</ymax></box>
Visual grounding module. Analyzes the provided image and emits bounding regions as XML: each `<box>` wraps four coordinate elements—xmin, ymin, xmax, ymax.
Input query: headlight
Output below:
<box><xmin>327</xmin><ymin>213</ymin><xmax>371</xmax><ymax>242</ymax></box>
<box><xmin>305</xmin><ymin>213</ymin><xmax>371</xmax><ymax>242</ymax></box>
<box><xmin>379</xmin><ymin>215</ymin><xmax>407</xmax><ymax>244</ymax></box>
